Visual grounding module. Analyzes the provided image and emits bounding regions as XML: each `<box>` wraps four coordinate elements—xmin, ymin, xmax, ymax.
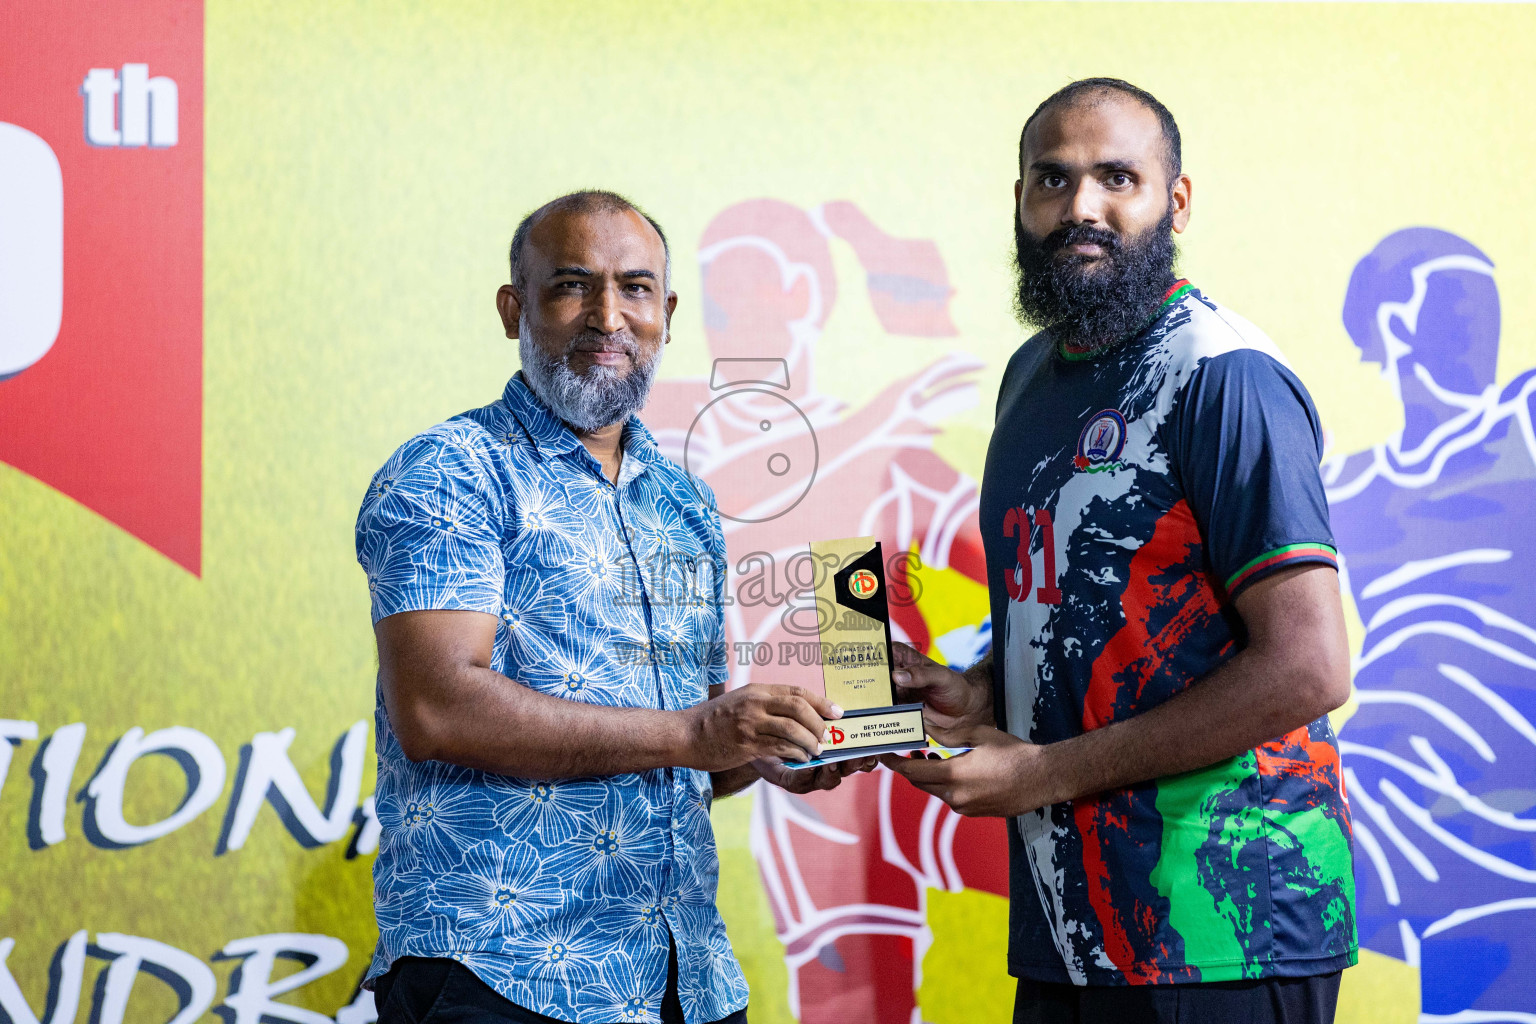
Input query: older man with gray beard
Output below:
<box><xmin>355</xmin><ymin>191</ymin><xmax>861</xmax><ymax>1024</ymax></box>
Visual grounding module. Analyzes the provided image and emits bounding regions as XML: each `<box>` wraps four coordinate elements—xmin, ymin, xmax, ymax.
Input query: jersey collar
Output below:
<box><xmin>1058</xmin><ymin>279</ymin><xmax>1194</xmax><ymax>362</ymax></box>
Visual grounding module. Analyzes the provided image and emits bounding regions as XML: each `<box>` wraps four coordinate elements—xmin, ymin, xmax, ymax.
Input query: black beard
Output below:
<box><xmin>1013</xmin><ymin>207</ymin><xmax>1178</xmax><ymax>351</ymax></box>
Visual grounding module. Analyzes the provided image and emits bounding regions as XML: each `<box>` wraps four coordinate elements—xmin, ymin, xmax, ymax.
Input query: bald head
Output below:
<box><xmin>509</xmin><ymin>190</ymin><xmax>671</xmax><ymax>292</ymax></box>
<box><xmin>1019</xmin><ymin>78</ymin><xmax>1182</xmax><ymax>187</ymax></box>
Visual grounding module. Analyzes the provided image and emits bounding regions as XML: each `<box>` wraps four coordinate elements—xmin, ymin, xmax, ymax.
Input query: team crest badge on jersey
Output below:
<box><xmin>1074</xmin><ymin>409</ymin><xmax>1127</xmax><ymax>472</ymax></box>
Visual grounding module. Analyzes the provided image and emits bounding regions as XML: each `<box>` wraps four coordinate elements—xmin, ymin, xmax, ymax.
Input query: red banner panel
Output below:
<box><xmin>0</xmin><ymin>0</ymin><xmax>203</xmax><ymax>573</ymax></box>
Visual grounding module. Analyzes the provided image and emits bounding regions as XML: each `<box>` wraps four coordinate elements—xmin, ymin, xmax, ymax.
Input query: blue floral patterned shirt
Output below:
<box><xmin>355</xmin><ymin>374</ymin><xmax>747</xmax><ymax>1023</ymax></box>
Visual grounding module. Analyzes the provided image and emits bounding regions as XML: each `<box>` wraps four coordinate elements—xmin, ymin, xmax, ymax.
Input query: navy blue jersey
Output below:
<box><xmin>980</xmin><ymin>282</ymin><xmax>1357</xmax><ymax>985</ymax></box>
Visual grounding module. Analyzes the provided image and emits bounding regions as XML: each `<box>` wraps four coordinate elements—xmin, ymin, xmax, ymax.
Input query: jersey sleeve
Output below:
<box><xmin>1169</xmin><ymin>348</ymin><xmax>1338</xmax><ymax>600</ymax></box>
<box><xmin>355</xmin><ymin>429</ymin><xmax>505</xmax><ymax>623</ymax></box>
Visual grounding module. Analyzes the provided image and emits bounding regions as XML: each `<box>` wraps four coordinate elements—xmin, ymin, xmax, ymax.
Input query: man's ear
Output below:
<box><xmin>664</xmin><ymin>291</ymin><xmax>678</xmax><ymax>342</ymax></box>
<box><xmin>496</xmin><ymin>284</ymin><xmax>522</xmax><ymax>339</ymax></box>
<box><xmin>1171</xmin><ymin>174</ymin><xmax>1193</xmax><ymax>234</ymax></box>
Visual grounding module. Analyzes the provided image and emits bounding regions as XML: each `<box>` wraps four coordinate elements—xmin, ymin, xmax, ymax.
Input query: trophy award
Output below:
<box><xmin>787</xmin><ymin>536</ymin><xmax>928</xmax><ymax>768</ymax></box>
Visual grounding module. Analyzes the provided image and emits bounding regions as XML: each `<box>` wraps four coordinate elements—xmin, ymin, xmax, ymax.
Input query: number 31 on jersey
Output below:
<box><xmin>1001</xmin><ymin>506</ymin><xmax>1063</xmax><ymax>605</ymax></box>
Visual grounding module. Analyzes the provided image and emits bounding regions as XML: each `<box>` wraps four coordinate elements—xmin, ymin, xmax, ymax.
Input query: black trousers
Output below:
<box><xmin>1013</xmin><ymin>973</ymin><xmax>1341</xmax><ymax>1024</ymax></box>
<box><xmin>374</xmin><ymin>945</ymin><xmax>748</xmax><ymax>1024</ymax></box>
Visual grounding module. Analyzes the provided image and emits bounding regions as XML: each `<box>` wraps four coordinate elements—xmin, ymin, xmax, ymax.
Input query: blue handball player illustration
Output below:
<box><xmin>1325</xmin><ymin>227</ymin><xmax>1536</xmax><ymax>1018</ymax></box>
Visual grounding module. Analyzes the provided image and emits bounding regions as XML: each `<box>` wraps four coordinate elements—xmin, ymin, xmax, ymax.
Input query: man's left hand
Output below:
<box><xmin>754</xmin><ymin>755</ymin><xmax>879</xmax><ymax>794</ymax></box>
<box><xmin>881</xmin><ymin>728</ymin><xmax>1058</xmax><ymax>817</ymax></box>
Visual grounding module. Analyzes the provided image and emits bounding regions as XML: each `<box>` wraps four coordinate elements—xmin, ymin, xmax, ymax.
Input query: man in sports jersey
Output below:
<box><xmin>885</xmin><ymin>78</ymin><xmax>1357</xmax><ymax>1023</ymax></box>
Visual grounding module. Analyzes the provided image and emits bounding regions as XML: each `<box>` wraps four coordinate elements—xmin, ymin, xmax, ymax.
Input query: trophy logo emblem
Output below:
<box><xmin>848</xmin><ymin>568</ymin><xmax>879</xmax><ymax>599</ymax></box>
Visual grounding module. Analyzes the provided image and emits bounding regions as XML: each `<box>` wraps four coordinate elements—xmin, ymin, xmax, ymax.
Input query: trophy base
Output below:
<box><xmin>783</xmin><ymin>703</ymin><xmax>927</xmax><ymax>769</ymax></box>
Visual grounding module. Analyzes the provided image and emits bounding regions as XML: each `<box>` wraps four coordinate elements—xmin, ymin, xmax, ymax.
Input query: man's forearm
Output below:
<box><xmin>964</xmin><ymin>651</ymin><xmax>994</xmax><ymax>693</ymax></box>
<box><xmin>389</xmin><ymin>663</ymin><xmax>698</xmax><ymax>779</ymax></box>
<box><xmin>957</xmin><ymin>651</ymin><xmax>996</xmax><ymax>728</ymax></box>
<box><xmin>710</xmin><ymin>763</ymin><xmax>761</xmax><ymax>798</ymax></box>
<box><xmin>1032</xmin><ymin>638</ymin><xmax>1345</xmax><ymax>806</ymax></box>
<box><xmin>1009</xmin><ymin>565</ymin><xmax>1351</xmax><ymax>809</ymax></box>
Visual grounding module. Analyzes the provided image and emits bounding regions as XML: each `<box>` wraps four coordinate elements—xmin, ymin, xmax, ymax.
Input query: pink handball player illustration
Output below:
<box><xmin>646</xmin><ymin>199</ymin><xmax>1008</xmax><ymax>1024</ymax></box>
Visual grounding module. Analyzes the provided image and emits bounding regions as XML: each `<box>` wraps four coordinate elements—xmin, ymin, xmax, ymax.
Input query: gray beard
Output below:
<box><xmin>518</xmin><ymin>314</ymin><xmax>663</xmax><ymax>433</ymax></box>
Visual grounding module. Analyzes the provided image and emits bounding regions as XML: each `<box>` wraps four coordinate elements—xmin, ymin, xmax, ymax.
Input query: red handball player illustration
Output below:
<box><xmin>646</xmin><ymin>199</ymin><xmax>1008</xmax><ymax>1024</ymax></box>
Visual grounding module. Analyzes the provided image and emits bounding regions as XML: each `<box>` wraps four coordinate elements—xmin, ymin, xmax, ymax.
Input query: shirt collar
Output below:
<box><xmin>502</xmin><ymin>372</ymin><xmax>666</xmax><ymax>470</ymax></box>
<box><xmin>1058</xmin><ymin>279</ymin><xmax>1194</xmax><ymax>362</ymax></box>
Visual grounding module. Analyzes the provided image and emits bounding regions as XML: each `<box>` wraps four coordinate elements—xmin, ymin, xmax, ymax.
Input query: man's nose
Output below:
<box><xmin>1063</xmin><ymin>176</ymin><xmax>1102</xmax><ymax>226</ymax></box>
<box><xmin>587</xmin><ymin>282</ymin><xmax>627</xmax><ymax>335</ymax></box>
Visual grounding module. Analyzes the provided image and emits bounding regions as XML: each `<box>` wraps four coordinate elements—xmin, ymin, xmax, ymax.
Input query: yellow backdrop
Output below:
<box><xmin>4</xmin><ymin>2</ymin><xmax>1535</xmax><ymax>1022</ymax></box>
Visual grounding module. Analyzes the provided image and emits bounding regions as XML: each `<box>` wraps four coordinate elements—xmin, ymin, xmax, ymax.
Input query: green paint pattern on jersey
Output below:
<box><xmin>1153</xmin><ymin>752</ymin><xmax>1359</xmax><ymax>982</ymax></box>
<box><xmin>1153</xmin><ymin>752</ymin><xmax>1268</xmax><ymax>979</ymax></box>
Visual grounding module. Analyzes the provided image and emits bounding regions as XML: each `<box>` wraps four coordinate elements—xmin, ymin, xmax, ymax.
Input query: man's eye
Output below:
<box><xmin>1042</xmin><ymin>175</ymin><xmax>1066</xmax><ymax>189</ymax></box>
<box><xmin>1107</xmin><ymin>173</ymin><xmax>1132</xmax><ymax>188</ymax></box>
<box><xmin>625</xmin><ymin>283</ymin><xmax>651</xmax><ymax>294</ymax></box>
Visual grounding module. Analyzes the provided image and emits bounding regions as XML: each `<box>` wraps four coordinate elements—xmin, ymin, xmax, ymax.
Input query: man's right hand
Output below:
<box><xmin>891</xmin><ymin>642</ymin><xmax>993</xmax><ymax>739</ymax></box>
<box><xmin>685</xmin><ymin>685</ymin><xmax>842</xmax><ymax>771</ymax></box>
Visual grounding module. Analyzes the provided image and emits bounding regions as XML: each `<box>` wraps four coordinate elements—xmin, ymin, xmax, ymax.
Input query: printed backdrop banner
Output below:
<box><xmin>2</xmin><ymin>2</ymin><xmax>1535</xmax><ymax>1022</ymax></box>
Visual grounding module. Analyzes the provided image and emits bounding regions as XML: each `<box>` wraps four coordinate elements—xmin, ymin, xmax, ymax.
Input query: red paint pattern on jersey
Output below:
<box><xmin>1072</xmin><ymin>795</ymin><xmax>1167</xmax><ymax>985</ymax></box>
<box><xmin>1257</xmin><ymin>727</ymin><xmax>1350</xmax><ymax>830</ymax></box>
<box><xmin>1082</xmin><ymin>500</ymin><xmax>1228</xmax><ymax>732</ymax></box>
<box><xmin>1074</xmin><ymin>500</ymin><xmax>1232</xmax><ymax>981</ymax></box>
